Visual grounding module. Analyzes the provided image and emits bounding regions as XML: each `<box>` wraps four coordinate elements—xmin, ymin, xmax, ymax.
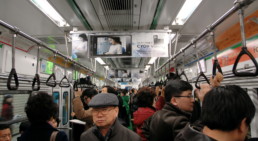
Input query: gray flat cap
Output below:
<box><xmin>88</xmin><ymin>93</ymin><xmax>119</xmax><ymax>107</ymax></box>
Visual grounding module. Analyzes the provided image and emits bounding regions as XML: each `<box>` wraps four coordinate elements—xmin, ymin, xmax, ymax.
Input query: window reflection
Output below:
<box><xmin>62</xmin><ymin>92</ymin><xmax>68</xmax><ymax>125</ymax></box>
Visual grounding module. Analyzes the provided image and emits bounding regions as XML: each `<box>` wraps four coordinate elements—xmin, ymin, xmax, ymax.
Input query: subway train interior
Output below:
<box><xmin>0</xmin><ymin>0</ymin><xmax>258</xmax><ymax>140</ymax></box>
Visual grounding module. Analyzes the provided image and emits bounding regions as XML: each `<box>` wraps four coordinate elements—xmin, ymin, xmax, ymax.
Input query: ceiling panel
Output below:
<box><xmin>156</xmin><ymin>0</ymin><xmax>185</xmax><ymax>29</ymax></box>
<box><xmin>138</xmin><ymin>0</ymin><xmax>159</xmax><ymax>29</ymax></box>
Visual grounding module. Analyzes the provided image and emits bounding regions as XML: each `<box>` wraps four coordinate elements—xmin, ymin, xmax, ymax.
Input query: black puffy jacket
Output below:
<box><xmin>143</xmin><ymin>103</ymin><xmax>191</xmax><ymax>141</ymax></box>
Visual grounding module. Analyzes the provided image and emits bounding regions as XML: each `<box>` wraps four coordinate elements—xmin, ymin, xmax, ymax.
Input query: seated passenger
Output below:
<box><xmin>80</xmin><ymin>93</ymin><xmax>141</xmax><ymax>141</ymax></box>
<box><xmin>20</xmin><ymin>92</ymin><xmax>68</xmax><ymax>141</ymax></box>
<box><xmin>133</xmin><ymin>87</ymin><xmax>156</xmax><ymax>141</ymax></box>
<box><xmin>175</xmin><ymin>85</ymin><xmax>255</xmax><ymax>141</ymax></box>
<box><xmin>0</xmin><ymin>124</ymin><xmax>11</xmax><ymax>141</ymax></box>
<box><xmin>143</xmin><ymin>79</ymin><xmax>194</xmax><ymax>141</ymax></box>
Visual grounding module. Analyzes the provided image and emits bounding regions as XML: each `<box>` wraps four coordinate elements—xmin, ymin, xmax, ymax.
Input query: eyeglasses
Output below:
<box><xmin>92</xmin><ymin>107</ymin><xmax>115</xmax><ymax>115</ymax></box>
<box><xmin>174</xmin><ymin>95</ymin><xmax>194</xmax><ymax>98</ymax></box>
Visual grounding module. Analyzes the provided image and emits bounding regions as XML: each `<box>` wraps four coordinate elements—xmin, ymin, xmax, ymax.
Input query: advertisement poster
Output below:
<box><xmin>109</xmin><ymin>69</ymin><xmax>145</xmax><ymax>83</ymax></box>
<box><xmin>132</xmin><ymin>33</ymin><xmax>169</xmax><ymax>57</ymax></box>
<box><xmin>92</xmin><ymin>35</ymin><xmax>132</xmax><ymax>56</ymax></box>
<box><xmin>72</xmin><ymin>33</ymin><xmax>89</xmax><ymax>59</ymax></box>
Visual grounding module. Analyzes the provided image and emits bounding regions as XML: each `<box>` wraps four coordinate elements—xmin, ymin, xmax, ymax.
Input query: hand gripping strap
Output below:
<box><xmin>7</xmin><ymin>68</ymin><xmax>19</xmax><ymax>90</ymax></box>
<box><xmin>32</xmin><ymin>74</ymin><xmax>40</xmax><ymax>91</ymax></box>
<box><xmin>46</xmin><ymin>73</ymin><xmax>57</xmax><ymax>87</ymax></box>
<box><xmin>232</xmin><ymin>47</ymin><xmax>258</xmax><ymax>76</ymax></box>
<box><xmin>195</xmin><ymin>72</ymin><xmax>210</xmax><ymax>89</ymax></box>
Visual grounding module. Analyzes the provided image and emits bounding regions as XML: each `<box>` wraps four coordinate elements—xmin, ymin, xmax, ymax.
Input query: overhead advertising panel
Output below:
<box><xmin>132</xmin><ymin>33</ymin><xmax>169</xmax><ymax>57</ymax></box>
<box><xmin>72</xmin><ymin>33</ymin><xmax>89</xmax><ymax>59</ymax></box>
<box><xmin>91</xmin><ymin>35</ymin><xmax>132</xmax><ymax>57</ymax></box>
<box><xmin>71</xmin><ymin>30</ymin><xmax>170</xmax><ymax>58</ymax></box>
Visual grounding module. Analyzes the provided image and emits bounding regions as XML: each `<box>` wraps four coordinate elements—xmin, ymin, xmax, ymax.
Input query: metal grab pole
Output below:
<box><xmin>0</xmin><ymin>20</ymin><xmax>93</xmax><ymax>74</ymax></box>
<box><xmin>155</xmin><ymin>0</ymin><xmax>255</xmax><ymax>73</ymax></box>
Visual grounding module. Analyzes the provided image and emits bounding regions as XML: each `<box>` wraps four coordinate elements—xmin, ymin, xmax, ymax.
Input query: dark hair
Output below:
<box><xmin>201</xmin><ymin>85</ymin><xmax>255</xmax><ymax>131</ymax></box>
<box><xmin>19</xmin><ymin>121</ymin><xmax>30</xmax><ymax>133</ymax></box>
<box><xmin>0</xmin><ymin>124</ymin><xmax>10</xmax><ymax>131</ymax></box>
<box><xmin>79</xmin><ymin>34</ymin><xmax>88</xmax><ymax>41</ymax></box>
<box><xmin>2</xmin><ymin>95</ymin><xmax>13</xmax><ymax>104</ymax></box>
<box><xmin>25</xmin><ymin>92</ymin><xmax>58</xmax><ymax>123</ymax></box>
<box><xmin>166</xmin><ymin>72</ymin><xmax>180</xmax><ymax>80</ymax></box>
<box><xmin>103</xmin><ymin>86</ymin><xmax>117</xmax><ymax>95</ymax></box>
<box><xmin>81</xmin><ymin>88</ymin><xmax>98</xmax><ymax>99</ymax></box>
<box><xmin>137</xmin><ymin>87</ymin><xmax>156</xmax><ymax>107</ymax></box>
<box><xmin>54</xmin><ymin>117</ymin><xmax>60</xmax><ymax>127</ymax></box>
<box><xmin>164</xmin><ymin>79</ymin><xmax>193</xmax><ymax>102</ymax></box>
<box><xmin>109</xmin><ymin>37</ymin><xmax>121</xmax><ymax>44</ymax></box>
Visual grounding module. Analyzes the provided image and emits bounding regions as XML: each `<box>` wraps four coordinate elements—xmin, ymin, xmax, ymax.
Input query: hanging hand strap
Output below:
<box><xmin>32</xmin><ymin>74</ymin><xmax>40</xmax><ymax>91</ymax></box>
<box><xmin>32</xmin><ymin>46</ymin><xmax>40</xmax><ymax>91</ymax></box>
<box><xmin>59</xmin><ymin>76</ymin><xmax>70</xmax><ymax>87</ymax></box>
<box><xmin>7</xmin><ymin>68</ymin><xmax>19</xmax><ymax>90</ymax></box>
<box><xmin>232</xmin><ymin>47</ymin><xmax>258</xmax><ymax>76</ymax></box>
<box><xmin>195</xmin><ymin>72</ymin><xmax>210</xmax><ymax>89</ymax></box>
<box><xmin>46</xmin><ymin>73</ymin><xmax>57</xmax><ymax>87</ymax></box>
<box><xmin>232</xmin><ymin>7</ymin><xmax>258</xmax><ymax>76</ymax></box>
<box><xmin>7</xmin><ymin>33</ymin><xmax>19</xmax><ymax>90</ymax></box>
<box><xmin>212</xmin><ymin>59</ymin><xmax>223</xmax><ymax>77</ymax></box>
<box><xmin>179</xmin><ymin>71</ymin><xmax>188</xmax><ymax>82</ymax></box>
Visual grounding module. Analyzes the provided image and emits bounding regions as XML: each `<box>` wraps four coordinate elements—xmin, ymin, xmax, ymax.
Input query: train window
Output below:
<box><xmin>52</xmin><ymin>92</ymin><xmax>60</xmax><ymax>117</ymax></box>
<box><xmin>0</xmin><ymin>93</ymin><xmax>30</xmax><ymax>135</ymax></box>
<box><xmin>62</xmin><ymin>91</ymin><xmax>69</xmax><ymax>125</ymax></box>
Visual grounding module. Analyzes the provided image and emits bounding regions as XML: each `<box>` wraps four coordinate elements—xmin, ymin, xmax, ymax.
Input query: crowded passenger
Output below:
<box><xmin>0</xmin><ymin>124</ymin><xmax>11</xmax><ymax>141</ymax></box>
<box><xmin>153</xmin><ymin>82</ymin><xmax>165</xmax><ymax>110</ymax></box>
<box><xmin>80</xmin><ymin>93</ymin><xmax>141</xmax><ymax>141</ymax></box>
<box><xmin>102</xmin><ymin>86</ymin><xmax>130</xmax><ymax>127</ymax></box>
<box><xmin>17</xmin><ymin>121</ymin><xmax>30</xmax><ymax>141</ymax></box>
<box><xmin>72</xmin><ymin>88</ymin><xmax>98</xmax><ymax>141</ymax></box>
<box><xmin>175</xmin><ymin>85</ymin><xmax>255</xmax><ymax>141</ymax></box>
<box><xmin>133</xmin><ymin>87</ymin><xmax>156</xmax><ymax>141</ymax></box>
<box><xmin>142</xmin><ymin>79</ymin><xmax>195</xmax><ymax>141</ymax></box>
<box><xmin>20</xmin><ymin>92</ymin><xmax>68</xmax><ymax>141</ymax></box>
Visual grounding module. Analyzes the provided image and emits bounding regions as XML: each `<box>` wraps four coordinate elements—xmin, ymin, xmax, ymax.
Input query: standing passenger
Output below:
<box><xmin>80</xmin><ymin>93</ymin><xmax>141</xmax><ymax>141</ymax></box>
<box><xmin>175</xmin><ymin>85</ymin><xmax>255</xmax><ymax>141</ymax></box>
<box><xmin>20</xmin><ymin>92</ymin><xmax>68</xmax><ymax>141</ymax></box>
<box><xmin>1</xmin><ymin>95</ymin><xmax>13</xmax><ymax>121</ymax></box>
<box><xmin>144</xmin><ymin>79</ymin><xmax>194</xmax><ymax>141</ymax></box>
<box><xmin>133</xmin><ymin>87</ymin><xmax>156</xmax><ymax>141</ymax></box>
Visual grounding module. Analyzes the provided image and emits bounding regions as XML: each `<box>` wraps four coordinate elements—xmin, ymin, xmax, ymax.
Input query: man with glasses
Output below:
<box><xmin>0</xmin><ymin>124</ymin><xmax>11</xmax><ymax>141</ymax></box>
<box><xmin>143</xmin><ymin>79</ymin><xmax>195</xmax><ymax>141</ymax></box>
<box><xmin>80</xmin><ymin>93</ymin><xmax>141</xmax><ymax>141</ymax></box>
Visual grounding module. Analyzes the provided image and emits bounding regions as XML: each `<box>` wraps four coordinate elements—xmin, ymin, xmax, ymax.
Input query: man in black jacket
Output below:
<box><xmin>145</xmin><ymin>79</ymin><xmax>194</xmax><ymax>141</ymax></box>
<box><xmin>175</xmin><ymin>85</ymin><xmax>255</xmax><ymax>141</ymax></box>
<box><xmin>80</xmin><ymin>93</ymin><xmax>141</xmax><ymax>141</ymax></box>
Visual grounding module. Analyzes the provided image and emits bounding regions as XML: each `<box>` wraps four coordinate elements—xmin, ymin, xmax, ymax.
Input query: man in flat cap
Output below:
<box><xmin>80</xmin><ymin>93</ymin><xmax>141</xmax><ymax>141</ymax></box>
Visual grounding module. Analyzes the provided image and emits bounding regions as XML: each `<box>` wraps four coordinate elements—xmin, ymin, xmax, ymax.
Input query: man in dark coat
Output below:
<box><xmin>80</xmin><ymin>93</ymin><xmax>141</xmax><ymax>141</ymax></box>
<box><xmin>143</xmin><ymin>79</ymin><xmax>194</xmax><ymax>141</ymax></box>
<box><xmin>175</xmin><ymin>85</ymin><xmax>256</xmax><ymax>141</ymax></box>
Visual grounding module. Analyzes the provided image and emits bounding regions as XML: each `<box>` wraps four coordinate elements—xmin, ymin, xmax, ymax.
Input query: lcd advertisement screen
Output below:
<box><xmin>91</xmin><ymin>35</ymin><xmax>132</xmax><ymax>57</ymax></box>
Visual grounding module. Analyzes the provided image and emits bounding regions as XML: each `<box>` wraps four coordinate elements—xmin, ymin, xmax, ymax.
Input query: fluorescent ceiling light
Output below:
<box><xmin>148</xmin><ymin>57</ymin><xmax>158</xmax><ymax>65</ymax></box>
<box><xmin>95</xmin><ymin>58</ymin><xmax>106</xmax><ymax>65</ymax></box>
<box><xmin>30</xmin><ymin>0</ymin><xmax>70</xmax><ymax>27</ymax></box>
<box><xmin>145</xmin><ymin>65</ymin><xmax>151</xmax><ymax>71</ymax></box>
<box><xmin>104</xmin><ymin>66</ymin><xmax>109</xmax><ymax>70</ymax></box>
<box><xmin>172</xmin><ymin>0</ymin><xmax>202</xmax><ymax>25</ymax></box>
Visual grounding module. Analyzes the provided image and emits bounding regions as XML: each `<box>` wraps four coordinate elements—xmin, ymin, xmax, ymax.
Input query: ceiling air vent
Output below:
<box><xmin>103</xmin><ymin>0</ymin><xmax>131</xmax><ymax>10</ymax></box>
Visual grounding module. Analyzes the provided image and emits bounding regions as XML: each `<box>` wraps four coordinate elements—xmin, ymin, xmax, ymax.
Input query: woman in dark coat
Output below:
<box><xmin>20</xmin><ymin>92</ymin><xmax>68</xmax><ymax>141</ymax></box>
